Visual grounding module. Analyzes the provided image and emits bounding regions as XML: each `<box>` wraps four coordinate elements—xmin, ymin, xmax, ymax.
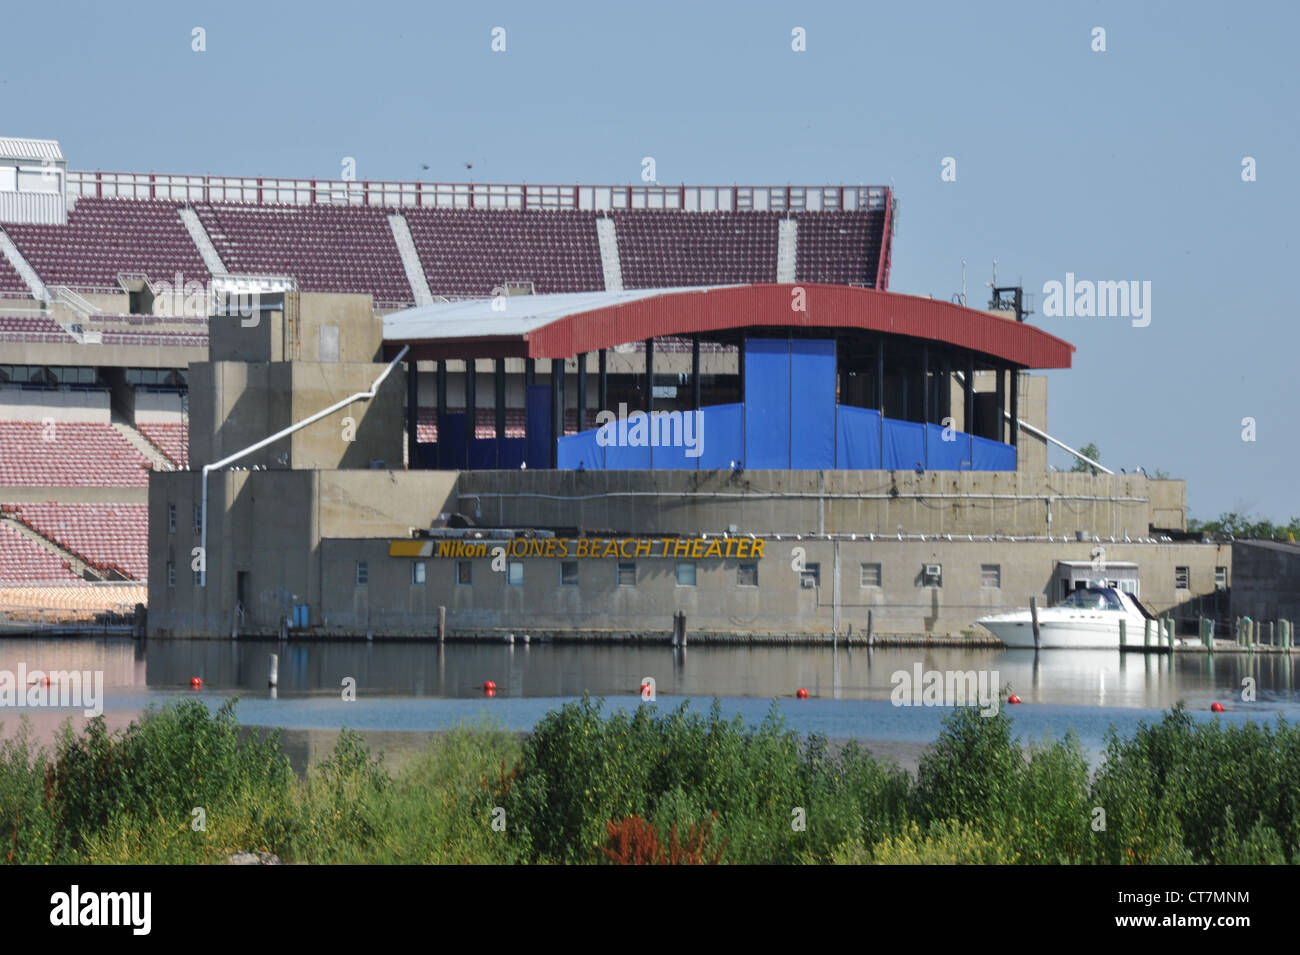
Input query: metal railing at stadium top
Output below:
<box><xmin>67</xmin><ymin>172</ymin><xmax>890</xmax><ymax>213</ymax></box>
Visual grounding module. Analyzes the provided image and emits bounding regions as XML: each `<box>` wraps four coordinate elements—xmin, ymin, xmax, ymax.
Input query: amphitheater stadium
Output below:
<box><xmin>0</xmin><ymin>136</ymin><xmax>1230</xmax><ymax>639</ymax></box>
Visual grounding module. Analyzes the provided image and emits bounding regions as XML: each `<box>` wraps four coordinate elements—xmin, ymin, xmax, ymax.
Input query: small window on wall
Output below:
<box><xmin>1175</xmin><ymin>566</ymin><xmax>1190</xmax><ymax>590</ymax></box>
<box><xmin>168</xmin><ymin>504</ymin><xmax>176</xmax><ymax>534</ymax></box>
<box><xmin>617</xmin><ymin>562</ymin><xmax>637</xmax><ymax>586</ymax></box>
<box><xmin>980</xmin><ymin>564</ymin><xmax>1001</xmax><ymax>588</ymax></box>
<box><xmin>507</xmin><ymin>561</ymin><xmax>524</xmax><ymax>586</ymax></box>
<box><xmin>860</xmin><ymin>563</ymin><xmax>881</xmax><ymax>587</ymax></box>
<box><xmin>922</xmin><ymin>564</ymin><xmax>942</xmax><ymax>588</ymax></box>
<box><xmin>800</xmin><ymin>563</ymin><xmax>820</xmax><ymax>589</ymax></box>
<box><xmin>356</xmin><ymin>561</ymin><xmax>368</xmax><ymax>586</ymax></box>
<box><xmin>676</xmin><ymin>562</ymin><xmax>696</xmax><ymax>586</ymax></box>
<box><xmin>167</xmin><ymin>561</ymin><xmax>176</xmax><ymax>588</ymax></box>
<box><xmin>457</xmin><ymin>561</ymin><xmax>473</xmax><ymax>585</ymax></box>
<box><xmin>1215</xmin><ymin>566</ymin><xmax>1227</xmax><ymax>590</ymax></box>
<box><xmin>412</xmin><ymin>561</ymin><xmax>426</xmax><ymax>585</ymax></box>
<box><xmin>561</xmin><ymin>561</ymin><xmax>579</xmax><ymax>586</ymax></box>
<box><xmin>737</xmin><ymin>562</ymin><xmax>758</xmax><ymax>587</ymax></box>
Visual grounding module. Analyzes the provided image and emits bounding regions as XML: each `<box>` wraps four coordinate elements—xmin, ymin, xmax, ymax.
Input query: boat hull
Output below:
<box><xmin>978</xmin><ymin>612</ymin><xmax>1142</xmax><ymax>649</ymax></box>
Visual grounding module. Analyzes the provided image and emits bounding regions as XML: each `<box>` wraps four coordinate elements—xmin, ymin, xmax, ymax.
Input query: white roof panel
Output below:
<box><xmin>0</xmin><ymin>137</ymin><xmax>65</xmax><ymax>162</ymax></box>
<box><xmin>383</xmin><ymin>285</ymin><xmax>738</xmax><ymax>342</ymax></box>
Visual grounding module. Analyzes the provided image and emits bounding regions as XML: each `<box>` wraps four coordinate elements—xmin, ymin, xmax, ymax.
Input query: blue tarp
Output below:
<box><xmin>697</xmin><ymin>403</ymin><xmax>744</xmax><ymax>470</ymax></box>
<box><xmin>437</xmin><ymin>413</ymin><xmax>467</xmax><ymax>469</ymax></box>
<box><xmin>882</xmin><ymin>418</ymin><xmax>926</xmax><ymax>470</ymax></box>
<box><xmin>925</xmin><ymin>423</ymin><xmax>971</xmax><ymax>470</ymax></box>
<box><xmin>972</xmin><ymin>434</ymin><xmax>1016</xmax><ymax>471</ymax></box>
<box><xmin>557</xmin><ymin>429</ymin><xmax>604</xmax><ymax>470</ymax></box>
<box><xmin>835</xmin><ymin>406</ymin><xmax>882</xmax><ymax>469</ymax></box>
<box><xmin>468</xmin><ymin>437</ymin><xmax>501</xmax><ymax>470</ymax></box>
<box><xmin>497</xmin><ymin>438</ymin><xmax>526</xmax><ymax>470</ymax></box>
<box><xmin>743</xmin><ymin>338</ymin><xmax>790</xmax><ymax>468</ymax></box>
<box><xmin>790</xmin><ymin>339</ymin><xmax>836</xmax><ymax>469</ymax></box>
<box><xmin>604</xmin><ymin>442</ymin><xmax>652</xmax><ymax>469</ymax></box>
<box><xmin>525</xmin><ymin>385</ymin><xmax>552</xmax><ymax>468</ymax></box>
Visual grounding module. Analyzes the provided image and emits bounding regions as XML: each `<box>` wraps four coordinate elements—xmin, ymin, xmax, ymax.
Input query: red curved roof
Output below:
<box><xmin>383</xmin><ymin>284</ymin><xmax>1074</xmax><ymax>369</ymax></box>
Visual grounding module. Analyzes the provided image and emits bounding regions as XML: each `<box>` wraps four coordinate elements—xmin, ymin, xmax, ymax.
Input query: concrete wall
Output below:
<box><xmin>308</xmin><ymin>535</ymin><xmax>1227</xmax><ymax>639</ymax></box>
<box><xmin>147</xmin><ymin>468</ymin><xmax>458</xmax><ymax>637</ymax></box>
<box><xmin>0</xmin><ymin>340</ymin><xmax>204</xmax><ymax>369</ymax></box>
<box><xmin>1230</xmin><ymin>541</ymin><xmax>1300</xmax><ymax>622</ymax></box>
<box><xmin>456</xmin><ymin>469</ymin><xmax>1181</xmax><ymax>539</ymax></box>
<box><xmin>188</xmin><ymin>360</ymin><xmax>405</xmax><ymax>470</ymax></box>
<box><xmin>0</xmin><ymin>387</ymin><xmax>109</xmax><ymax>421</ymax></box>
<box><xmin>133</xmin><ymin>390</ymin><xmax>185</xmax><ymax>423</ymax></box>
<box><xmin>146</xmin><ymin>465</ymin><xmax>1218</xmax><ymax>639</ymax></box>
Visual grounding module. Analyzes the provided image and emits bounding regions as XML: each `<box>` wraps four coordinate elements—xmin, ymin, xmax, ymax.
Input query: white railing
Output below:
<box><xmin>67</xmin><ymin>171</ymin><xmax>890</xmax><ymax>214</ymax></box>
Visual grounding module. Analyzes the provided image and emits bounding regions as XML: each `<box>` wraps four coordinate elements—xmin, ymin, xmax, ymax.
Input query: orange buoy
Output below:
<box><xmin>796</xmin><ymin>688</ymin><xmax>808</xmax><ymax>699</ymax></box>
<box><xmin>483</xmin><ymin>680</ymin><xmax>497</xmax><ymax>692</ymax></box>
<box><xmin>1210</xmin><ymin>702</ymin><xmax>1224</xmax><ymax>712</ymax></box>
<box><xmin>1008</xmin><ymin>694</ymin><xmax>1021</xmax><ymax>704</ymax></box>
<box><xmin>190</xmin><ymin>677</ymin><xmax>202</xmax><ymax>689</ymax></box>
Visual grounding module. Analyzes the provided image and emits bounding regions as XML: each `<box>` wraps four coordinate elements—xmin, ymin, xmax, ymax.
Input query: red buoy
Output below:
<box><xmin>1008</xmin><ymin>694</ymin><xmax>1022</xmax><ymax>705</ymax></box>
<box><xmin>796</xmin><ymin>688</ymin><xmax>808</xmax><ymax>699</ymax></box>
<box><xmin>190</xmin><ymin>677</ymin><xmax>202</xmax><ymax>689</ymax></box>
<box><xmin>483</xmin><ymin>680</ymin><xmax>497</xmax><ymax>692</ymax></box>
<box><xmin>1211</xmin><ymin>702</ymin><xmax>1224</xmax><ymax>713</ymax></box>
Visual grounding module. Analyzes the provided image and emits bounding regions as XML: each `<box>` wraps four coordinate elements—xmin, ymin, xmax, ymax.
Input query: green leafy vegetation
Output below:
<box><xmin>0</xmin><ymin>698</ymin><xmax>1296</xmax><ymax>864</ymax></box>
<box><xmin>1187</xmin><ymin>511</ymin><xmax>1300</xmax><ymax>541</ymax></box>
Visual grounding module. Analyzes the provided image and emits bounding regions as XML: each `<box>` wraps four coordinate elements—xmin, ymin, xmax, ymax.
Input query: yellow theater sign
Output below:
<box><xmin>389</xmin><ymin>536</ymin><xmax>767</xmax><ymax>560</ymax></box>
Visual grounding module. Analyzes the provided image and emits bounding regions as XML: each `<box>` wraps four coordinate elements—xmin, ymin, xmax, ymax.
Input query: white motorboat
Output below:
<box><xmin>977</xmin><ymin>586</ymin><xmax>1159</xmax><ymax>649</ymax></box>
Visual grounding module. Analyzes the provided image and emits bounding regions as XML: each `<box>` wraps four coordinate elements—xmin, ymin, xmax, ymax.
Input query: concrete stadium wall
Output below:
<box><xmin>0</xmin><ymin>387</ymin><xmax>109</xmax><ymax>421</ymax></box>
<box><xmin>0</xmin><ymin>340</ymin><xmax>204</xmax><ymax>369</ymax></box>
<box><xmin>133</xmin><ymin>390</ymin><xmax>185</xmax><ymax>423</ymax></box>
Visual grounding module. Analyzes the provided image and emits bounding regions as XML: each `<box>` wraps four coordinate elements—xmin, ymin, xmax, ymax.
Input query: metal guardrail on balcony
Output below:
<box><xmin>67</xmin><ymin>171</ymin><xmax>891</xmax><ymax>214</ymax></box>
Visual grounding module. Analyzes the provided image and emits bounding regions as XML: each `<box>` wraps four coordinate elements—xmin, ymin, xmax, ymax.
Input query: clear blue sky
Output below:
<box><xmin>3</xmin><ymin>0</ymin><xmax>1295</xmax><ymax>522</ymax></box>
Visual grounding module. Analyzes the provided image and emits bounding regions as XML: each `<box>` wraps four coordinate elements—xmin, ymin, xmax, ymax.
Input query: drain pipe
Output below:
<box><xmin>199</xmin><ymin>345</ymin><xmax>409</xmax><ymax>586</ymax></box>
<box><xmin>1003</xmin><ymin>411</ymin><xmax>1113</xmax><ymax>475</ymax></box>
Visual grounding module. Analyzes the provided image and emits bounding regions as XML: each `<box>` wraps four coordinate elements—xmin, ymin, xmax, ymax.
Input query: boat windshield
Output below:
<box><xmin>1056</xmin><ymin>588</ymin><xmax>1124</xmax><ymax>611</ymax></box>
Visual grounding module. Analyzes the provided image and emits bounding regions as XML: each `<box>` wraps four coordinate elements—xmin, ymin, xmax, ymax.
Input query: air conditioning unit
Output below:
<box><xmin>925</xmin><ymin>564</ymin><xmax>942</xmax><ymax>577</ymax></box>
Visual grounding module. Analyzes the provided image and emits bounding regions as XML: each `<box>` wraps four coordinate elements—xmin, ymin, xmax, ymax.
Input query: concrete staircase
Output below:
<box><xmin>178</xmin><ymin>206</ymin><xmax>228</xmax><ymax>275</ymax></box>
<box><xmin>0</xmin><ymin>225</ymin><xmax>50</xmax><ymax>302</ymax></box>
<box><xmin>112</xmin><ymin>419</ymin><xmax>176</xmax><ymax>472</ymax></box>
<box><xmin>387</xmin><ymin>212</ymin><xmax>434</xmax><ymax>305</ymax></box>
<box><xmin>0</xmin><ymin>512</ymin><xmax>107</xmax><ymax>581</ymax></box>
<box><xmin>777</xmin><ymin>218</ymin><xmax>798</xmax><ymax>283</ymax></box>
<box><xmin>596</xmin><ymin>217</ymin><xmax>624</xmax><ymax>291</ymax></box>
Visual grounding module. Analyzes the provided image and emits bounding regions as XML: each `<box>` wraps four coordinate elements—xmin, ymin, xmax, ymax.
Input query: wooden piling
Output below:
<box><xmin>867</xmin><ymin>610</ymin><xmax>874</xmax><ymax>647</ymax></box>
<box><xmin>268</xmin><ymin>653</ymin><xmax>278</xmax><ymax>688</ymax></box>
<box><xmin>1119</xmin><ymin>618</ymin><xmax>1127</xmax><ymax>650</ymax></box>
<box><xmin>1165</xmin><ymin>617</ymin><xmax>1175</xmax><ymax>652</ymax></box>
<box><xmin>1144</xmin><ymin>619</ymin><xmax>1152</xmax><ymax>649</ymax></box>
<box><xmin>438</xmin><ymin>605</ymin><xmax>446</xmax><ymax>642</ymax></box>
<box><xmin>1030</xmin><ymin>597</ymin><xmax>1041</xmax><ymax>651</ymax></box>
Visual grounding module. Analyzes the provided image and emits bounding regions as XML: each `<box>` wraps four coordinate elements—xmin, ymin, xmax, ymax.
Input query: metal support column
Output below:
<box><xmin>550</xmin><ymin>358</ymin><xmax>564</xmax><ymax>469</ymax></box>
<box><xmin>435</xmin><ymin>359</ymin><xmax>447</xmax><ymax>469</ymax></box>
<box><xmin>406</xmin><ymin>358</ymin><xmax>418</xmax><ymax>469</ymax></box>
